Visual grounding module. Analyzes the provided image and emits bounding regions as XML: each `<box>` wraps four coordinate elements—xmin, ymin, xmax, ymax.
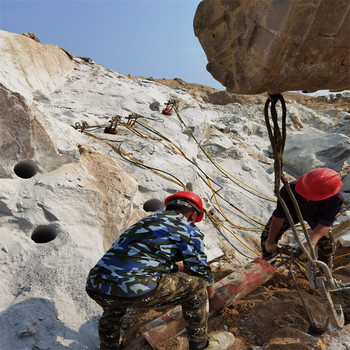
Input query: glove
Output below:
<box><xmin>265</xmin><ymin>240</ymin><xmax>278</xmax><ymax>254</ymax></box>
<box><xmin>209</xmin><ymin>293</ymin><xmax>226</xmax><ymax>314</ymax></box>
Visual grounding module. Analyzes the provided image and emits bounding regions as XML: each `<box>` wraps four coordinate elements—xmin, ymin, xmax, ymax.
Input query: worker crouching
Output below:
<box><xmin>261</xmin><ymin>168</ymin><xmax>344</xmax><ymax>268</ymax></box>
<box><xmin>86</xmin><ymin>191</ymin><xmax>234</xmax><ymax>350</ymax></box>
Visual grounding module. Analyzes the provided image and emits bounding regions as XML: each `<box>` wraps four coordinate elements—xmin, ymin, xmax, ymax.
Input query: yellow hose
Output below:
<box><xmin>174</xmin><ymin>107</ymin><xmax>276</xmax><ymax>202</ymax></box>
<box><xmin>84</xmin><ymin>132</ymin><xmax>187</xmax><ymax>190</ymax></box>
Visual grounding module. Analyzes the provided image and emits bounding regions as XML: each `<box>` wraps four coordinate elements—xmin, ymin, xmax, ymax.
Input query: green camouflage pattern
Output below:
<box><xmin>87</xmin><ymin>272</ymin><xmax>209</xmax><ymax>350</ymax></box>
<box><xmin>86</xmin><ymin>211</ymin><xmax>214</xmax><ymax>298</ymax></box>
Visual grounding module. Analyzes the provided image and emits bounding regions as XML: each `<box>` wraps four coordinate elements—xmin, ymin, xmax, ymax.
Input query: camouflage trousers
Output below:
<box><xmin>87</xmin><ymin>272</ymin><xmax>209</xmax><ymax>350</ymax></box>
<box><xmin>260</xmin><ymin>217</ymin><xmax>335</xmax><ymax>268</ymax></box>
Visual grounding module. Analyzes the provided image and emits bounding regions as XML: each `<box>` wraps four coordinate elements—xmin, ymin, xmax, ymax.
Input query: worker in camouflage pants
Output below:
<box><xmin>86</xmin><ymin>191</ymin><xmax>235</xmax><ymax>350</ymax></box>
<box><xmin>261</xmin><ymin>168</ymin><xmax>343</xmax><ymax>268</ymax></box>
<box><xmin>87</xmin><ymin>273</ymin><xmax>208</xmax><ymax>348</ymax></box>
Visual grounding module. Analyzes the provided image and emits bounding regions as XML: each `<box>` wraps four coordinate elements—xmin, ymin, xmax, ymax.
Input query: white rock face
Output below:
<box><xmin>284</xmin><ymin>133</ymin><xmax>350</xmax><ymax>174</ymax></box>
<box><xmin>0</xmin><ymin>31</ymin><xmax>349</xmax><ymax>349</ymax></box>
<box><xmin>343</xmin><ymin>172</ymin><xmax>350</xmax><ymax>193</ymax></box>
<box><xmin>0</xmin><ymin>30</ymin><xmax>77</xmax><ymax>99</ymax></box>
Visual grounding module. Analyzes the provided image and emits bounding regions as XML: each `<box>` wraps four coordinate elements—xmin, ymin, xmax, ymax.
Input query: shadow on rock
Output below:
<box><xmin>0</xmin><ymin>297</ymin><xmax>99</xmax><ymax>350</ymax></box>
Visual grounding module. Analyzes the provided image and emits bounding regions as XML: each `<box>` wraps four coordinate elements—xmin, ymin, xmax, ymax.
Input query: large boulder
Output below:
<box><xmin>194</xmin><ymin>0</ymin><xmax>350</xmax><ymax>94</ymax></box>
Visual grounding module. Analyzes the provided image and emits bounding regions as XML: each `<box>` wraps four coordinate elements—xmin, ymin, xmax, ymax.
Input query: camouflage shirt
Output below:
<box><xmin>86</xmin><ymin>210</ymin><xmax>214</xmax><ymax>298</ymax></box>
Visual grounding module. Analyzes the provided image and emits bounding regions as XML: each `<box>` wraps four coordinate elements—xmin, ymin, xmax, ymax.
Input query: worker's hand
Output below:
<box><xmin>265</xmin><ymin>240</ymin><xmax>278</xmax><ymax>254</ymax></box>
<box><xmin>175</xmin><ymin>261</ymin><xmax>192</xmax><ymax>275</ymax></box>
<box><xmin>209</xmin><ymin>293</ymin><xmax>226</xmax><ymax>314</ymax></box>
<box><xmin>175</xmin><ymin>261</ymin><xmax>185</xmax><ymax>272</ymax></box>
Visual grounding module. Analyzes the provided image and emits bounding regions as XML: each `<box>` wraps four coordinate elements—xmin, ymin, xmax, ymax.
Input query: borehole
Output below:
<box><xmin>185</xmin><ymin>182</ymin><xmax>193</xmax><ymax>191</ymax></box>
<box><xmin>31</xmin><ymin>225</ymin><xmax>57</xmax><ymax>243</ymax></box>
<box><xmin>143</xmin><ymin>198</ymin><xmax>163</xmax><ymax>212</ymax></box>
<box><xmin>14</xmin><ymin>160</ymin><xmax>38</xmax><ymax>179</ymax></box>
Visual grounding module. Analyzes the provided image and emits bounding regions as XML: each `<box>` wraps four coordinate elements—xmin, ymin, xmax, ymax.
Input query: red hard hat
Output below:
<box><xmin>164</xmin><ymin>191</ymin><xmax>204</xmax><ymax>222</ymax></box>
<box><xmin>295</xmin><ymin>168</ymin><xmax>342</xmax><ymax>201</ymax></box>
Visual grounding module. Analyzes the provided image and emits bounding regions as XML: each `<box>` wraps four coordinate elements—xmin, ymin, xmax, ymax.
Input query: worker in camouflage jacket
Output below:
<box><xmin>86</xmin><ymin>191</ymin><xmax>235</xmax><ymax>350</ymax></box>
<box><xmin>261</xmin><ymin>168</ymin><xmax>343</xmax><ymax>268</ymax></box>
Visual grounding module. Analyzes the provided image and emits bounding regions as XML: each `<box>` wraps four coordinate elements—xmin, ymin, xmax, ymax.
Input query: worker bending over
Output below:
<box><xmin>261</xmin><ymin>168</ymin><xmax>343</xmax><ymax>268</ymax></box>
<box><xmin>86</xmin><ymin>191</ymin><xmax>235</xmax><ymax>350</ymax></box>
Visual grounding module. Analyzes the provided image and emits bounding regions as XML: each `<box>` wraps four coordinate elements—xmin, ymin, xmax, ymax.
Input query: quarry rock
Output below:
<box><xmin>0</xmin><ymin>30</ymin><xmax>349</xmax><ymax>349</ymax></box>
<box><xmin>194</xmin><ymin>0</ymin><xmax>350</xmax><ymax>94</ymax></box>
<box><xmin>284</xmin><ymin>133</ymin><xmax>350</xmax><ymax>175</ymax></box>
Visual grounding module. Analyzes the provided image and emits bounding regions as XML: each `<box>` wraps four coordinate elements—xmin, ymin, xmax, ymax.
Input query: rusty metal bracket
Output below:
<box><xmin>104</xmin><ymin>115</ymin><xmax>122</xmax><ymax>134</ymax></box>
<box><xmin>124</xmin><ymin>113</ymin><xmax>141</xmax><ymax>128</ymax></box>
<box><xmin>162</xmin><ymin>99</ymin><xmax>179</xmax><ymax>115</ymax></box>
<box><xmin>72</xmin><ymin>121</ymin><xmax>89</xmax><ymax>132</ymax></box>
<box><xmin>165</xmin><ymin>99</ymin><xmax>179</xmax><ymax>109</ymax></box>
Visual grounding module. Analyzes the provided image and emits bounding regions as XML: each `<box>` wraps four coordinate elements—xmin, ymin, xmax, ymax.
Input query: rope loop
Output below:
<box><xmin>264</xmin><ymin>94</ymin><xmax>287</xmax><ymax>195</ymax></box>
<box><xmin>264</xmin><ymin>93</ymin><xmax>317</xmax><ymax>261</ymax></box>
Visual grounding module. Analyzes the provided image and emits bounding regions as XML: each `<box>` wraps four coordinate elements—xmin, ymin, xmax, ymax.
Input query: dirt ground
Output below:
<box><xmin>118</xmin><ymin>244</ymin><xmax>350</xmax><ymax>350</ymax></box>
<box><xmin>149</xmin><ymin>76</ymin><xmax>350</xmax><ymax>113</ymax></box>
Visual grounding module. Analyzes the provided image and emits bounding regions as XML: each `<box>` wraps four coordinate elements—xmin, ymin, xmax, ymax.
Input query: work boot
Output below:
<box><xmin>205</xmin><ymin>331</ymin><xmax>235</xmax><ymax>350</ymax></box>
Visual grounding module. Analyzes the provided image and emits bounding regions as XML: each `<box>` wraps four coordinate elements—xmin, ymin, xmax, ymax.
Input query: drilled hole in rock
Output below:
<box><xmin>185</xmin><ymin>182</ymin><xmax>193</xmax><ymax>191</ymax></box>
<box><xmin>31</xmin><ymin>225</ymin><xmax>57</xmax><ymax>244</ymax></box>
<box><xmin>14</xmin><ymin>160</ymin><xmax>38</xmax><ymax>179</ymax></box>
<box><xmin>143</xmin><ymin>198</ymin><xmax>163</xmax><ymax>212</ymax></box>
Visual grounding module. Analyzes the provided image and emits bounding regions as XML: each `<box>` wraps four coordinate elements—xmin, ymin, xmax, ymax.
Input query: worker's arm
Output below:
<box><xmin>179</xmin><ymin>227</ymin><xmax>214</xmax><ymax>286</ymax></box>
<box><xmin>207</xmin><ymin>285</ymin><xmax>215</xmax><ymax>299</ymax></box>
<box><xmin>264</xmin><ymin>215</ymin><xmax>285</xmax><ymax>254</ymax></box>
<box><xmin>309</xmin><ymin>223</ymin><xmax>331</xmax><ymax>244</ymax></box>
<box><xmin>175</xmin><ymin>261</ymin><xmax>185</xmax><ymax>272</ymax></box>
<box><xmin>207</xmin><ymin>285</ymin><xmax>225</xmax><ymax>314</ymax></box>
<box><xmin>267</xmin><ymin>215</ymin><xmax>285</xmax><ymax>242</ymax></box>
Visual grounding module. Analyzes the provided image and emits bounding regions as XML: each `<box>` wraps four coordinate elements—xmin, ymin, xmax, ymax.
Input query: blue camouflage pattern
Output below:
<box><xmin>86</xmin><ymin>210</ymin><xmax>214</xmax><ymax>298</ymax></box>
